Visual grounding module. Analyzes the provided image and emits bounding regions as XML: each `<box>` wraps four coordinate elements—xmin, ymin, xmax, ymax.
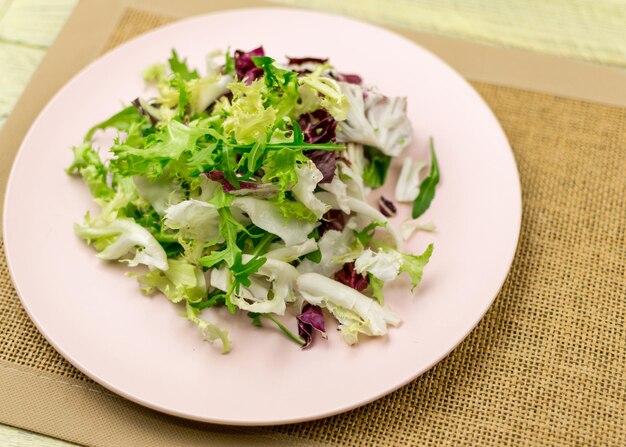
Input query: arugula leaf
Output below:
<box><xmin>221</xmin><ymin>144</ymin><xmax>240</xmax><ymax>188</ymax></box>
<box><xmin>412</xmin><ymin>139</ymin><xmax>440</xmax><ymax>218</ymax></box>
<box><xmin>247</xmin><ymin>138</ymin><xmax>267</xmax><ymax>172</ymax></box>
<box><xmin>353</xmin><ymin>221</ymin><xmax>387</xmax><ymax>246</ymax></box>
<box><xmin>362</xmin><ymin>146</ymin><xmax>392</xmax><ymax>188</ymax></box>
<box><xmin>247</xmin><ymin>312</ymin><xmax>305</xmax><ymax>346</ymax></box>
<box><xmin>247</xmin><ymin>311</ymin><xmax>263</xmax><ymax>327</ymax></box>
<box><xmin>168</xmin><ymin>49</ymin><xmax>199</xmax><ymax>80</ymax></box>
<box><xmin>231</xmin><ymin>253</ymin><xmax>267</xmax><ymax>288</ymax></box>
<box><xmin>84</xmin><ymin>106</ymin><xmax>144</xmax><ymax>142</ymax></box>
<box><xmin>198</xmin><ymin>249</ymin><xmax>230</xmax><ymax>269</ymax></box>
<box><xmin>292</xmin><ymin>120</ymin><xmax>304</xmax><ymax>145</ymax></box>
<box><xmin>252</xmin><ymin>56</ymin><xmax>297</xmax><ymax>90</ymax></box>
<box><xmin>250</xmin><ymin>232</ymin><xmax>277</xmax><ymax>257</ymax></box>
<box><xmin>190</xmin><ymin>290</ymin><xmax>227</xmax><ymax>310</ymax></box>
<box><xmin>217</xmin><ymin>207</ymin><xmax>246</xmax><ymax>267</ymax></box>
<box><xmin>186</xmin><ymin>141</ymin><xmax>218</xmax><ymax>175</ymax></box>
<box><xmin>197</xmin><ymin>190</ymin><xmax>244</xmax><ymax>270</ymax></box>
<box><xmin>304</xmin><ymin>248</ymin><xmax>322</xmax><ymax>263</ymax></box>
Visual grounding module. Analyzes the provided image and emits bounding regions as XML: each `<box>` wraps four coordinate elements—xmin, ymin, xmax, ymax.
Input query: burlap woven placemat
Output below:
<box><xmin>1</xmin><ymin>7</ymin><xmax>625</xmax><ymax>447</ymax></box>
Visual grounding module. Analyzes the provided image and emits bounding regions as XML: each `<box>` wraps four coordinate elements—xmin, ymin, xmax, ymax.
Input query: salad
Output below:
<box><xmin>67</xmin><ymin>47</ymin><xmax>439</xmax><ymax>353</ymax></box>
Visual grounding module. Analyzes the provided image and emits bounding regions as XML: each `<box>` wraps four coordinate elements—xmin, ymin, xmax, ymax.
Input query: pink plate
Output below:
<box><xmin>3</xmin><ymin>8</ymin><xmax>521</xmax><ymax>425</ymax></box>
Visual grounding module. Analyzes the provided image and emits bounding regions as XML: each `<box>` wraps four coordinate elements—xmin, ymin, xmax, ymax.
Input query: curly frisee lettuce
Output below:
<box><xmin>68</xmin><ymin>47</ymin><xmax>439</xmax><ymax>353</ymax></box>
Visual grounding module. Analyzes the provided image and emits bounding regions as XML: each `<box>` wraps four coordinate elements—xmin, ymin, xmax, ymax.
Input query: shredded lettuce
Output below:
<box><xmin>395</xmin><ymin>157</ymin><xmax>426</xmax><ymax>202</ymax></box>
<box><xmin>232</xmin><ymin>197</ymin><xmax>316</xmax><ymax>246</ymax></box>
<box><xmin>299</xmin><ymin>70</ymin><xmax>349</xmax><ymax>121</ymax></box>
<box><xmin>401</xmin><ymin>219</ymin><xmax>436</xmax><ymax>241</ymax></box>
<box><xmin>138</xmin><ymin>258</ymin><xmax>206</xmax><ymax>303</ymax></box>
<box><xmin>297</xmin><ymin>226</ymin><xmax>356</xmax><ymax>277</ymax></box>
<box><xmin>67</xmin><ymin>144</ymin><xmax>114</xmax><ymax>200</ymax></box>
<box><xmin>185</xmin><ymin>302</ymin><xmax>231</xmax><ymax>354</ymax></box>
<box><xmin>354</xmin><ymin>249</ymin><xmax>403</xmax><ymax>281</ymax></box>
<box><xmin>223</xmin><ymin>79</ymin><xmax>277</xmax><ymax>145</ymax></box>
<box><xmin>336</xmin><ymin>82</ymin><xmax>412</xmax><ymax>156</ymax></box>
<box><xmin>297</xmin><ymin>273</ymin><xmax>400</xmax><ymax>344</ymax></box>
<box><xmin>292</xmin><ymin>161</ymin><xmax>330</xmax><ymax>219</ymax></box>
<box><xmin>75</xmin><ymin>216</ymin><xmax>168</xmax><ymax>270</ymax></box>
<box><xmin>164</xmin><ymin>199</ymin><xmax>220</xmax><ymax>242</ymax></box>
<box><xmin>265</xmin><ymin>238</ymin><xmax>318</xmax><ymax>263</ymax></box>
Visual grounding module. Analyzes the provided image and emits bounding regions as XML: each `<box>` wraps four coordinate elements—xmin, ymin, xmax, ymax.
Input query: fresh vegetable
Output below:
<box><xmin>68</xmin><ymin>47</ymin><xmax>439</xmax><ymax>353</ymax></box>
<box><xmin>411</xmin><ymin>139</ymin><xmax>440</xmax><ymax>218</ymax></box>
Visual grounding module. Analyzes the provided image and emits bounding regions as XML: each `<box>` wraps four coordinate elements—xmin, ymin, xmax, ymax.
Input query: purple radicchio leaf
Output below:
<box><xmin>297</xmin><ymin>303</ymin><xmax>327</xmax><ymax>349</ymax></box>
<box><xmin>304</xmin><ymin>150</ymin><xmax>336</xmax><ymax>184</ymax></box>
<box><xmin>234</xmin><ymin>46</ymin><xmax>265</xmax><ymax>83</ymax></box>
<box><xmin>318</xmin><ymin>209</ymin><xmax>348</xmax><ymax>236</ymax></box>
<box><xmin>298</xmin><ymin>109</ymin><xmax>337</xmax><ymax>144</ymax></box>
<box><xmin>299</xmin><ymin>109</ymin><xmax>338</xmax><ymax>183</ymax></box>
<box><xmin>335</xmin><ymin>262</ymin><xmax>369</xmax><ymax>292</ymax></box>
<box><xmin>330</xmin><ymin>71</ymin><xmax>363</xmax><ymax>85</ymax></box>
<box><xmin>286</xmin><ymin>56</ymin><xmax>329</xmax><ymax>66</ymax></box>
<box><xmin>203</xmin><ymin>170</ymin><xmax>259</xmax><ymax>192</ymax></box>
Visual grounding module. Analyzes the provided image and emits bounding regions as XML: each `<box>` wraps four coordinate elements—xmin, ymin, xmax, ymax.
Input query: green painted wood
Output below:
<box><xmin>0</xmin><ymin>42</ymin><xmax>46</xmax><ymax>118</ymax></box>
<box><xmin>274</xmin><ymin>0</ymin><xmax>626</xmax><ymax>67</ymax></box>
<box><xmin>0</xmin><ymin>2</ymin><xmax>78</xmax><ymax>444</ymax></box>
<box><xmin>0</xmin><ymin>0</ymin><xmax>78</xmax><ymax>47</ymax></box>
<box><xmin>0</xmin><ymin>424</ymin><xmax>77</xmax><ymax>447</ymax></box>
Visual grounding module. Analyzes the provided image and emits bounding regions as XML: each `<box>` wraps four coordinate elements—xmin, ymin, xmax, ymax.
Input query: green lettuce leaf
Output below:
<box><xmin>74</xmin><ymin>216</ymin><xmax>168</xmax><ymax>270</ymax></box>
<box><xmin>84</xmin><ymin>106</ymin><xmax>144</xmax><ymax>142</ymax></box>
<box><xmin>299</xmin><ymin>70</ymin><xmax>349</xmax><ymax>121</ymax></box>
<box><xmin>400</xmin><ymin>243</ymin><xmax>434</xmax><ymax>290</ymax></box>
<box><xmin>297</xmin><ymin>273</ymin><xmax>400</xmax><ymax>345</ymax></box>
<box><xmin>222</xmin><ymin>79</ymin><xmax>277</xmax><ymax>145</ymax></box>
<box><xmin>110</xmin><ymin>120</ymin><xmax>209</xmax><ymax>178</ymax></box>
<box><xmin>185</xmin><ymin>302</ymin><xmax>231</xmax><ymax>354</ymax></box>
<box><xmin>368</xmin><ymin>273</ymin><xmax>384</xmax><ymax>304</ymax></box>
<box><xmin>138</xmin><ymin>258</ymin><xmax>206</xmax><ymax>303</ymax></box>
<box><xmin>231</xmin><ymin>197</ymin><xmax>316</xmax><ymax>246</ymax></box>
<box><xmin>164</xmin><ymin>199</ymin><xmax>220</xmax><ymax>242</ymax></box>
<box><xmin>252</xmin><ymin>56</ymin><xmax>300</xmax><ymax>117</ymax></box>
<box><xmin>291</xmin><ymin>161</ymin><xmax>330</xmax><ymax>219</ymax></box>
<box><xmin>66</xmin><ymin>144</ymin><xmax>114</xmax><ymax>200</ymax></box>
<box><xmin>168</xmin><ymin>49</ymin><xmax>199</xmax><ymax>80</ymax></box>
